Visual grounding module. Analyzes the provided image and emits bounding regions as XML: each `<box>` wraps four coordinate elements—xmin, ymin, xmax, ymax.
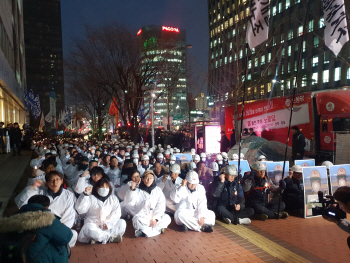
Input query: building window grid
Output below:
<box><xmin>323</xmin><ymin>70</ymin><xmax>329</xmax><ymax>83</ymax></box>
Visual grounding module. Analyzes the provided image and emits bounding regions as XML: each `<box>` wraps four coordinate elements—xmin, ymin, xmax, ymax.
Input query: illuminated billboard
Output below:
<box><xmin>205</xmin><ymin>125</ymin><xmax>221</xmax><ymax>153</ymax></box>
<box><xmin>162</xmin><ymin>26</ymin><xmax>180</xmax><ymax>33</ymax></box>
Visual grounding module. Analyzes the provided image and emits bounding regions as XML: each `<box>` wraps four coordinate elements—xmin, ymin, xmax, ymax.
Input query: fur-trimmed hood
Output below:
<box><xmin>0</xmin><ymin>205</ymin><xmax>56</xmax><ymax>233</ymax></box>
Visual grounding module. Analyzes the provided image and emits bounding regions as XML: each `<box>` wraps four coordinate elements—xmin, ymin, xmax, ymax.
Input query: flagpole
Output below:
<box><xmin>277</xmin><ymin>0</ymin><xmax>310</xmax><ymax>218</ymax></box>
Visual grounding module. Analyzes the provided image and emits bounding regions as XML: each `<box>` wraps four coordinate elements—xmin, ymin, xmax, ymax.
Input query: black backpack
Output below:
<box><xmin>0</xmin><ymin>231</ymin><xmax>37</xmax><ymax>263</ymax></box>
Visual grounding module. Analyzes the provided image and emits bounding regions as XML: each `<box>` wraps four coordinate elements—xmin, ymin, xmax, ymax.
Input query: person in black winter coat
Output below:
<box><xmin>242</xmin><ymin>161</ymin><xmax>288</xmax><ymax>221</ymax></box>
<box><xmin>219</xmin><ymin>131</ymin><xmax>231</xmax><ymax>153</ymax></box>
<box><xmin>9</xmin><ymin>122</ymin><xmax>22</xmax><ymax>155</ymax></box>
<box><xmin>291</xmin><ymin>126</ymin><xmax>306</xmax><ymax>161</ymax></box>
<box><xmin>211</xmin><ymin>165</ymin><xmax>254</xmax><ymax>225</ymax></box>
<box><xmin>282</xmin><ymin>165</ymin><xmax>304</xmax><ymax>214</ymax></box>
<box><xmin>230</xmin><ymin>129</ymin><xmax>236</xmax><ymax>148</ymax></box>
<box><xmin>0</xmin><ymin>122</ymin><xmax>6</xmax><ymax>154</ymax></box>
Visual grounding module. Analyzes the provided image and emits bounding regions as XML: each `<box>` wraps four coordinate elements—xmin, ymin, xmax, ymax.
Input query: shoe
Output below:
<box><xmin>279</xmin><ymin>212</ymin><xmax>289</xmax><ymax>219</ymax></box>
<box><xmin>182</xmin><ymin>224</ymin><xmax>189</xmax><ymax>232</ymax></box>
<box><xmin>238</xmin><ymin>218</ymin><xmax>251</xmax><ymax>225</ymax></box>
<box><xmin>200</xmin><ymin>224</ymin><xmax>214</xmax><ymax>233</ymax></box>
<box><xmin>135</xmin><ymin>230</ymin><xmax>144</xmax><ymax>238</ymax></box>
<box><xmin>222</xmin><ymin>218</ymin><xmax>231</xmax><ymax>224</ymax></box>
<box><xmin>161</xmin><ymin>228</ymin><xmax>165</xmax><ymax>234</ymax></box>
<box><xmin>109</xmin><ymin>234</ymin><xmax>123</xmax><ymax>243</ymax></box>
<box><xmin>89</xmin><ymin>239</ymin><xmax>97</xmax><ymax>245</ymax></box>
<box><xmin>255</xmin><ymin>214</ymin><xmax>268</xmax><ymax>221</ymax></box>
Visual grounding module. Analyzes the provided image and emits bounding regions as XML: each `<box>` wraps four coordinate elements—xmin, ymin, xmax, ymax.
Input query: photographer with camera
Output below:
<box><xmin>323</xmin><ymin>186</ymin><xmax>350</xmax><ymax>234</ymax></box>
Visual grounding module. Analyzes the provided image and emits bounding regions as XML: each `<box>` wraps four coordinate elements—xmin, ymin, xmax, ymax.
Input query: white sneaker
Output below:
<box><xmin>223</xmin><ymin>218</ymin><xmax>231</xmax><ymax>224</ymax></box>
<box><xmin>238</xmin><ymin>218</ymin><xmax>251</xmax><ymax>225</ymax></box>
<box><xmin>109</xmin><ymin>234</ymin><xmax>123</xmax><ymax>243</ymax></box>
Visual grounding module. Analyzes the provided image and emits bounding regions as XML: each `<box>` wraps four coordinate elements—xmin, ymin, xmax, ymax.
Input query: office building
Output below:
<box><xmin>23</xmin><ymin>0</ymin><xmax>65</xmax><ymax>128</ymax></box>
<box><xmin>208</xmin><ymin>0</ymin><xmax>350</xmax><ymax>118</ymax></box>
<box><xmin>137</xmin><ymin>25</ymin><xmax>188</xmax><ymax>126</ymax></box>
<box><xmin>0</xmin><ymin>0</ymin><xmax>27</xmax><ymax>126</ymax></box>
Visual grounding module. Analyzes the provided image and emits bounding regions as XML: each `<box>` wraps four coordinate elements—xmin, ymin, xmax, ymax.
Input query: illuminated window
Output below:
<box><xmin>347</xmin><ymin>68</ymin><xmax>350</xmax><ymax>79</ymax></box>
<box><xmin>288</xmin><ymin>29</ymin><xmax>293</xmax><ymax>40</ymax></box>
<box><xmin>268</xmin><ymin>83</ymin><xmax>272</xmax><ymax>92</ymax></box>
<box><xmin>314</xmin><ymin>37</ymin><xmax>319</xmax><ymax>47</ymax></box>
<box><xmin>229</xmin><ymin>18</ymin><xmax>233</xmax><ymax>26</ymax></box>
<box><xmin>239</xmin><ymin>50</ymin><xmax>243</xmax><ymax>58</ymax></box>
<box><xmin>335</xmin><ymin>67</ymin><xmax>341</xmax><ymax>81</ymax></box>
<box><xmin>260</xmin><ymin>85</ymin><xmax>265</xmax><ymax>97</ymax></box>
<box><xmin>278</xmin><ymin>2</ymin><xmax>282</xmax><ymax>13</ymax></box>
<box><xmin>248</xmin><ymin>60</ymin><xmax>251</xmax><ymax>69</ymax></box>
<box><xmin>282</xmin><ymin>48</ymin><xmax>285</xmax><ymax>57</ymax></box>
<box><xmin>309</xmin><ymin>20</ymin><xmax>314</xmax><ymax>32</ymax></box>
<box><xmin>319</xmin><ymin>18</ymin><xmax>324</xmax><ymax>28</ymax></box>
<box><xmin>273</xmin><ymin>6</ymin><xmax>277</xmax><ymax>16</ymax></box>
<box><xmin>298</xmin><ymin>25</ymin><xmax>303</xmax><ymax>36</ymax></box>
<box><xmin>246</xmin><ymin>7</ymin><xmax>250</xmax><ymax>16</ymax></box>
<box><xmin>288</xmin><ymin>63</ymin><xmax>291</xmax><ymax>72</ymax></box>
<box><xmin>225</xmin><ymin>21</ymin><xmax>228</xmax><ymax>29</ymax></box>
<box><xmin>255</xmin><ymin>58</ymin><xmax>258</xmax><ymax>67</ymax></box>
<box><xmin>225</xmin><ymin>57</ymin><xmax>227</xmax><ymax>64</ymax></box>
<box><xmin>227</xmin><ymin>7</ymin><xmax>230</xmax><ymax>13</ymax></box>
<box><xmin>286</xmin><ymin>0</ymin><xmax>290</xmax><ymax>8</ymax></box>
<box><xmin>323</xmin><ymin>70</ymin><xmax>329</xmax><ymax>82</ymax></box>
<box><xmin>302</xmin><ymin>58</ymin><xmax>305</xmax><ymax>69</ymax></box>
<box><xmin>268</xmin><ymin>52</ymin><xmax>271</xmax><ymax>62</ymax></box>
<box><xmin>281</xmin><ymin>65</ymin><xmax>284</xmax><ymax>74</ymax></box>
<box><xmin>232</xmin><ymin>4</ymin><xmax>235</xmax><ymax>10</ymax></box>
<box><xmin>303</xmin><ymin>41</ymin><xmax>306</xmax><ymax>52</ymax></box>
<box><xmin>229</xmin><ymin>56</ymin><xmax>232</xmax><ymax>63</ymax></box>
<box><xmin>261</xmin><ymin>55</ymin><xmax>265</xmax><ymax>65</ymax></box>
<box><xmin>312</xmin><ymin>73</ymin><xmax>318</xmax><ymax>84</ymax></box>
<box><xmin>232</xmin><ymin>29</ymin><xmax>236</xmax><ymax>37</ymax></box>
<box><xmin>230</xmin><ymin>42</ymin><xmax>232</xmax><ymax>50</ymax></box>
<box><xmin>288</xmin><ymin>46</ymin><xmax>291</xmax><ymax>56</ymax></box>
<box><xmin>313</xmin><ymin>56</ymin><xmax>318</xmax><ymax>67</ymax></box>
<box><xmin>248</xmin><ymin>74</ymin><xmax>251</xmax><ymax>80</ymax></box>
<box><xmin>324</xmin><ymin>52</ymin><xmax>329</xmax><ymax>64</ymax></box>
<box><xmin>235</xmin><ymin>15</ymin><xmax>239</xmax><ymax>22</ymax></box>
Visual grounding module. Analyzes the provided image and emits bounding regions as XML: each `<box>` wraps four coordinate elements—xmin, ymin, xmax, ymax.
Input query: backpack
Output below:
<box><xmin>297</xmin><ymin>134</ymin><xmax>310</xmax><ymax>152</ymax></box>
<box><xmin>0</xmin><ymin>231</ymin><xmax>37</xmax><ymax>263</ymax></box>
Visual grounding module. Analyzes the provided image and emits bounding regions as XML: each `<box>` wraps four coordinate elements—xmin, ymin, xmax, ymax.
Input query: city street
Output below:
<box><xmin>3</xmin><ymin>154</ymin><xmax>349</xmax><ymax>263</ymax></box>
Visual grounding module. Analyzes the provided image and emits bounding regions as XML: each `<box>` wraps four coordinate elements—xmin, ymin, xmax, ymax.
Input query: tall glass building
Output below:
<box><xmin>137</xmin><ymin>25</ymin><xmax>187</xmax><ymax>126</ymax></box>
<box><xmin>23</xmin><ymin>0</ymin><xmax>65</xmax><ymax>129</ymax></box>
<box><xmin>208</xmin><ymin>0</ymin><xmax>350</xmax><ymax>118</ymax></box>
<box><xmin>0</xmin><ymin>0</ymin><xmax>27</xmax><ymax>126</ymax></box>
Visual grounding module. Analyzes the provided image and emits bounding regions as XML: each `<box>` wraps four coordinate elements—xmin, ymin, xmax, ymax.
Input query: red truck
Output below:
<box><xmin>225</xmin><ymin>89</ymin><xmax>350</xmax><ymax>159</ymax></box>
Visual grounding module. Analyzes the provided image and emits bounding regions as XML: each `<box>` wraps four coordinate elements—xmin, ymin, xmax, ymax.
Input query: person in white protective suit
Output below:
<box><xmin>137</xmin><ymin>155</ymin><xmax>153</xmax><ymax>176</ymax></box>
<box><xmin>74</xmin><ymin>165</ymin><xmax>108</xmax><ymax>195</ymax></box>
<box><xmin>14</xmin><ymin>171</ymin><xmax>78</xmax><ymax>247</ymax></box>
<box><xmin>124</xmin><ymin>170</ymin><xmax>171</xmax><ymax>237</ymax></box>
<box><xmin>157</xmin><ymin>163</ymin><xmax>183</xmax><ymax>214</ymax></box>
<box><xmin>75</xmin><ymin>178</ymin><xmax>126</xmax><ymax>244</ymax></box>
<box><xmin>170</xmin><ymin>170</ymin><xmax>216</xmax><ymax>233</ymax></box>
<box><xmin>28</xmin><ymin>159</ymin><xmax>56</xmax><ymax>186</ymax></box>
<box><xmin>106</xmin><ymin>156</ymin><xmax>121</xmax><ymax>189</ymax></box>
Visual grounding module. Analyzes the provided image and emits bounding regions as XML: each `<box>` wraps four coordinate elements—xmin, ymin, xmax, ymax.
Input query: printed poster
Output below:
<box><xmin>295</xmin><ymin>159</ymin><xmax>315</xmax><ymax>167</ymax></box>
<box><xmin>228</xmin><ymin>160</ymin><xmax>250</xmax><ymax>176</ymax></box>
<box><xmin>266</xmin><ymin>161</ymin><xmax>289</xmax><ymax>183</ymax></box>
<box><xmin>303</xmin><ymin>166</ymin><xmax>329</xmax><ymax>218</ymax></box>
<box><xmin>329</xmin><ymin>164</ymin><xmax>350</xmax><ymax>194</ymax></box>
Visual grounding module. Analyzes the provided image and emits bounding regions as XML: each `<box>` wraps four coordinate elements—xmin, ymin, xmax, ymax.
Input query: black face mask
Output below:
<box><xmin>79</xmin><ymin>164</ymin><xmax>89</xmax><ymax>171</ymax></box>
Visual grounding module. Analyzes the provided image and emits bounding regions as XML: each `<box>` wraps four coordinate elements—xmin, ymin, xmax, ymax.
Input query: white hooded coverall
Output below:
<box><xmin>75</xmin><ymin>193</ymin><xmax>126</xmax><ymax>244</ymax></box>
<box><xmin>157</xmin><ymin>176</ymin><xmax>183</xmax><ymax>214</ymax></box>
<box><xmin>170</xmin><ymin>184</ymin><xmax>215</xmax><ymax>232</ymax></box>
<box><xmin>124</xmin><ymin>186</ymin><xmax>171</xmax><ymax>237</ymax></box>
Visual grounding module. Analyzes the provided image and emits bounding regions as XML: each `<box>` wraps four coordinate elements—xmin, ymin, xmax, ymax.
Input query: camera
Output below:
<box><xmin>312</xmin><ymin>191</ymin><xmax>346</xmax><ymax>220</ymax></box>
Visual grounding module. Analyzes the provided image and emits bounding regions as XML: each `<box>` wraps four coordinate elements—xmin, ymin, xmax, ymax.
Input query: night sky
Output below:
<box><xmin>60</xmin><ymin>0</ymin><xmax>209</xmax><ymax>94</ymax></box>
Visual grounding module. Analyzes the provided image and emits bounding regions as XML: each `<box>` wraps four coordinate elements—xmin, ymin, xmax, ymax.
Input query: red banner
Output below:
<box><xmin>109</xmin><ymin>97</ymin><xmax>118</xmax><ymax>116</ymax></box>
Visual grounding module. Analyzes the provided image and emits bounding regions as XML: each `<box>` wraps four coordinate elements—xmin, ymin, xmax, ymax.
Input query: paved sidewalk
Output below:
<box><xmin>0</xmin><ymin>150</ymin><xmax>31</xmax><ymax>216</ymax></box>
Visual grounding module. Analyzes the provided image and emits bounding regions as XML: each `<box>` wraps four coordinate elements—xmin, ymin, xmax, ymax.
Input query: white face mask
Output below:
<box><xmin>170</xmin><ymin>161</ymin><xmax>175</xmax><ymax>165</ymax></box>
<box><xmin>201</xmin><ymin>158</ymin><xmax>206</xmax><ymax>162</ymax></box>
<box><xmin>218</xmin><ymin>160</ymin><xmax>223</xmax><ymax>164</ymax></box>
<box><xmin>98</xmin><ymin>187</ymin><xmax>109</xmax><ymax>197</ymax></box>
<box><xmin>66</xmin><ymin>154</ymin><xmax>70</xmax><ymax>158</ymax></box>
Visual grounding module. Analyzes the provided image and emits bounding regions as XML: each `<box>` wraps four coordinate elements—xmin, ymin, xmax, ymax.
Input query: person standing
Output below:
<box><xmin>230</xmin><ymin>129</ymin><xmax>236</xmax><ymax>148</ymax></box>
<box><xmin>291</xmin><ymin>126</ymin><xmax>306</xmax><ymax>161</ymax></box>
<box><xmin>219</xmin><ymin>131</ymin><xmax>230</xmax><ymax>153</ymax></box>
<box><xmin>249</xmin><ymin>128</ymin><xmax>257</xmax><ymax>136</ymax></box>
<box><xmin>0</xmin><ymin>122</ymin><xmax>6</xmax><ymax>154</ymax></box>
<box><xmin>9</xmin><ymin>122</ymin><xmax>22</xmax><ymax>156</ymax></box>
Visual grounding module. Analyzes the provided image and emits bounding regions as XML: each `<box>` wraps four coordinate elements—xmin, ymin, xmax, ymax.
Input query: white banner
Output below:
<box><xmin>323</xmin><ymin>0</ymin><xmax>349</xmax><ymax>56</ymax></box>
<box><xmin>247</xmin><ymin>0</ymin><xmax>270</xmax><ymax>49</ymax></box>
<box><xmin>39</xmin><ymin>112</ymin><xmax>45</xmax><ymax>130</ymax></box>
<box><xmin>45</xmin><ymin>112</ymin><xmax>52</xmax><ymax>123</ymax></box>
<box><xmin>243</xmin><ymin>103</ymin><xmax>310</xmax><ymax>132</ymax></box>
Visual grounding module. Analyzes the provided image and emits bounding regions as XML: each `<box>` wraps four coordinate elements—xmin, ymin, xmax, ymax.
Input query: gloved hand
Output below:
<box><xmin>279</xmin><ymin>180</ymin><xmax>286</xmax><ymax>190</ymax></box>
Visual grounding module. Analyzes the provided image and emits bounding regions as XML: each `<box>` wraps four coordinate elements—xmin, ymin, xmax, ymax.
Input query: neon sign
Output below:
<box><xmin>137</xmin><ymin>29</ymin><xmax>142</xmax><ymax>35</ymax></box>
<box><xmin>162</xmin><ymin>26</ymin><xmax>180</xmax><ymax>33</ymax></box>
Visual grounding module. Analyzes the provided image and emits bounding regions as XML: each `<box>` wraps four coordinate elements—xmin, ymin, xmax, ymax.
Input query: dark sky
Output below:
<box><xmin>60</xmin><ymin>0</ymin><xmax>209</xmax><ymax>93</ymax></box>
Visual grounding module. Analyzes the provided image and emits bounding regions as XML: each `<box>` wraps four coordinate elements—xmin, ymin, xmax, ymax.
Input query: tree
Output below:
<box><xmin>66</xmin><ymin>24</ymin><xmax>178</xmax><ymax>141</ymax></box>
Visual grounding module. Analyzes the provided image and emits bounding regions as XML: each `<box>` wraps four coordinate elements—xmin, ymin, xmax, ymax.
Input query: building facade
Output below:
<box><xmin>23</xmin><ymin>0</ymin><xmax>65</xmax><ymax>129</ymax></box>
<box><xmin>208</xmin><ymin>0</ymin><xmax>350</xmax><ymax>119</ymax></box>
<box><xmin>0</xmin><ymin>0</ymin><xmax>27</xmax><ymax>127</ymax></box>
<box><xmin>137</xmin><ymin>25</ymin><xmax>187</xmax><ymax>126</ymax></box>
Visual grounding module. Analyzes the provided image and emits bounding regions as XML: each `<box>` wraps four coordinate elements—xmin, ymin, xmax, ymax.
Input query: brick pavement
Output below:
<box><xmin>70</xmin><ymin>215</ymin><xmax>350</xmax><ymax>263</ymax></box>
